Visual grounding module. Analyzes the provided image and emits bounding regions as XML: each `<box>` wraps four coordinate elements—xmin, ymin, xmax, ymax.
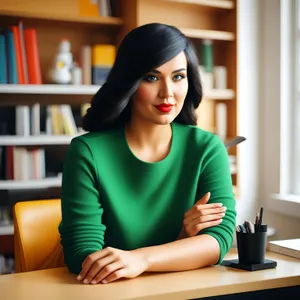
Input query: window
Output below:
<box><xmin>280</xmin><ymin>0</ymin><xmax>300</xmax><ymax>197</ymax></box>
<box><xmin>293</xmin><ymin>0</ymin><xmax>300</xmax><ymax>195</ymax></box>
<box><xmin>262</xmin><ymin>0</ymin><xmax>300</xmax><ymax>218</ymax></box>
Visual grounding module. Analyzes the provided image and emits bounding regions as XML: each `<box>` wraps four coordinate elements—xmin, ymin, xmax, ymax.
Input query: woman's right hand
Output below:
<box><xmin>179</xmin><ymin>192</ymin><xmax>227</xmax><ymax>238</ymax></box>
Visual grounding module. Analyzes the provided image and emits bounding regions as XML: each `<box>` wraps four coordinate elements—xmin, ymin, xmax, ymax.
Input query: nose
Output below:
<box><xmin>159</xmin><ymin>79</ymin><xmax>174</xmax><ymax>99</ymax></box>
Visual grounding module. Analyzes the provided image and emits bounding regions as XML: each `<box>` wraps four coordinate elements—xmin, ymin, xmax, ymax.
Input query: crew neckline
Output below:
<box><xmin>123</xmin><ymin>122</ymin><xmax>177</xmax><ymax>165</ymax></box>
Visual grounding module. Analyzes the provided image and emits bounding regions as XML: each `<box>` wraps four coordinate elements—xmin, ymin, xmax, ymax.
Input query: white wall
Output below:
<box><xmin>236</xmin><ymin>0</ymin><xmax>261</xmax><ymax>226</ymax></box>
<box><xmin>237</xmin><ymin>0</ymin><xmax>300</xmax><ymax>241</ymax></box>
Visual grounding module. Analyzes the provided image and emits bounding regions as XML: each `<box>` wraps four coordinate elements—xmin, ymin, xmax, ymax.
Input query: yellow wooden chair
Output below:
<box><xmin>13</xmin><ymin>199</ymin><xmax>65</xmax><ymax>273</ymax></box>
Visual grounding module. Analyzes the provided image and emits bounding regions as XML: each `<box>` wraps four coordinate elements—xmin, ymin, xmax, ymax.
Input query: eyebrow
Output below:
<box><xmin>150</xmin><ymin>68</ymin><xmax>187</xmax><ymax>74</ymax></box>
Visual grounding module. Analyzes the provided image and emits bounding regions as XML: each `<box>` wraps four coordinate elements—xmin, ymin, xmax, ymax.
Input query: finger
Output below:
<box><xmin>78</xmin><ymin>248</ymin><xmax>111</xmax><ymax>281</ymax></box>
<box><xmin>102</xmin><ymin>268</ymin><xmax>126</xmax><ymax>284</ymax></box>
<box><xmin>189</xmin><ymin>213</ymin><xmax>225</xmax><ymax>228</ymax></box>
<box><xmin>81</xmin><ymin>254</ymin><xmax>116</xmax><ymax>284</ymax></box>
<box><xmin>184</xmin><ymin>203</ymin><xmax>224</xmax><ymax>219</ymax></box>
<box><xmin>187</xmin><ymin>219</ymin><xmax>223</xmax><ymax>236</ymax></box>
<box><xmin>91</xmin><ymin>262</ymin><xmax>123</xmax><ymax>284</ymax></box>
<box><xmin>194</xmin><ymin>192</ymin><xmax>211</xmax><ymax>206</ymax></box>
<box><xmin>184</xmin><ymin>206</ymin><xmax>227</xmax><ymax>224</ymax></box>
<box><xmin>82</xmin><ymin>248</ymin><xmax>109</xmax><ymax>269</ymax></box>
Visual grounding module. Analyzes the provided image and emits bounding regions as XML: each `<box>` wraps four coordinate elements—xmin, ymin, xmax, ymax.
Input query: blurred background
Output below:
<box><xmin>0</xmin><ymin>0</ymin><xmax>299</xmax><ymax>274</ymax></box>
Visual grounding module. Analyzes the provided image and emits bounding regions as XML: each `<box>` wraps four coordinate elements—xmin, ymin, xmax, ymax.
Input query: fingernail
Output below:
<box><xmin>83</xmin><ymin>279</ymin><xmax>89</xmax><ymax>284</ymax></box>
<box><xmin>102</xmin><ymin>280</ymin><xmax>107</xmax><ymax>284</ymax></box>
<box><xmin>77</xmin><ymin>275</ymin><xmax>82</xmax><ymax>280</ymax></box>
<box><xmin>91</xmin><ymin>280</ymin><xmax>97</xmax><ymax>284</ymax></box>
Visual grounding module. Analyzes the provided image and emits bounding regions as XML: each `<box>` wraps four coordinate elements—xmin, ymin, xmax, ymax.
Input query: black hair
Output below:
<box><xmin>82</xmin><ymin>23</ymin><xmax>202</xmax><ymax>132</ymax></box>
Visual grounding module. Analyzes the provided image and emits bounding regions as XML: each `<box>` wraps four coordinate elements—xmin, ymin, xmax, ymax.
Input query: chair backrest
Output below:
<box><xmin>13</xmin><ymin>199</ymin><xmax>65</xmax><ymax>273</ymax></box>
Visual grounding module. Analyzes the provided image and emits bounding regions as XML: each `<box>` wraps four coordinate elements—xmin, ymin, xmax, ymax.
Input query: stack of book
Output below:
<box><xmin>0</xmin><ymin>20</ymin><xmax>42</xmax><ymax>84</ymax></box>
<box><xmin>269</xmin><ymin>239</ymin><xmax>300</xmax><ymax>259</ymax></box>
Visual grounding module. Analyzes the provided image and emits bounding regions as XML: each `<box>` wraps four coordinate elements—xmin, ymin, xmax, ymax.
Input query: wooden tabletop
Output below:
<box><xmin>1</xmin><ymin>249</ymin><xmax>300</xmax><ymax>300</ymax></box>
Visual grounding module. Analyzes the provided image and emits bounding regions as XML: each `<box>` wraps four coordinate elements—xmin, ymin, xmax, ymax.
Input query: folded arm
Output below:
<box><xmin>134</xmin><ymin>234</ymin><xmax>220</xmax><ymax>272</ymax></box>
<box><xmin>59</xmin><ymin>138</ymin><xmax>106</xmax><ymax>274</ymax></box>
<box><xmin>139</xmin><ymin>135</ymin><xmax>236</xmax><ymax>271</ymax></box>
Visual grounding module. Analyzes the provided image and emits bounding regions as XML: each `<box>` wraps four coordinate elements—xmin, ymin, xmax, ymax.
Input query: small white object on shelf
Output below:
<box><xmin>199</xmin><ymin>66</ymin><xmax>214</xmax><ymax>93</ymax></box>
<box><xmin>214</xmin><ymin>66</ymin><xmax>227</xmax><ymax>89</ymax></box>
<box><xmin>49</xmin><ymin>39</ymin><xmax>73</xmax><ymax>84</ymax></box>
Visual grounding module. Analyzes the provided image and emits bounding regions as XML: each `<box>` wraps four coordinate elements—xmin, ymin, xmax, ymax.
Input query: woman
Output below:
<box><xmin>59</xmin><ymin>23</ymin><xmax>236</xmax><ymax>285</ymax></box>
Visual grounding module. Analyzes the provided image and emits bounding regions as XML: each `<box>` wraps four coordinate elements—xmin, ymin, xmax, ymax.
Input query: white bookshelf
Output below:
<box><xmin>0</xmin><ymin>84</ymin><xmax>101</xmax><ymax>95</ymax></box>
<box><xmin>163</xmin><ymin>0</ymin><xmax>234</xmax><ymax>9</ymax></box>
<box><xmin>180</xmin><ymin>28</ymin><xmax>235</xmax><ymax>41</ymax></box>
<box><xmin>0</xmin><ymin>85</ymin><xmax>234</xmax><ymax>100</ymax></box>
<box><xmin>205</xmin><ymin>89</ymin><xmax>235</xmax><ymax>100</ymax></box>
<box><xmin>0</xmin><ymin>224</ymin><xmax>14</xmax><ymax>236</ymax></box>
<box><xmin>0</xmin><ymin>134</ymin><xmax>84</xmax><ymax>146</ymax></box>
<box><xmin>0</xmin><ymin>177</ymin><xmax>61</xmax><ymax>190</ymax></box>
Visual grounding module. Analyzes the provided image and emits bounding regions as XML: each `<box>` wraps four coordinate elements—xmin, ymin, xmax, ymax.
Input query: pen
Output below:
<box><xmin>255</xmin><ymin>212</ymin><xmax>259</xmax><ymax>232</ymax></box>
<box><xmin>244</xmin><ymin>220</ymin><xmax>255</xmax><ymax>233</ymax></box>
<box><xmin>257</xmin><ymin>207</ymin><xmax>264</xmax><ymax>232</ymax></box>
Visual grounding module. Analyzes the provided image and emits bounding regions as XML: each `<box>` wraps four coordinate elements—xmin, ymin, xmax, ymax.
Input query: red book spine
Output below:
<box><xmin>11</xmin><ymin>26</ymin><xmax>24</xmax><ymax>84</ymax></box>
<box><xmin>24</xmin><ymin>29</ymin><xmax>42</xmax><ymax>84</ymax></box>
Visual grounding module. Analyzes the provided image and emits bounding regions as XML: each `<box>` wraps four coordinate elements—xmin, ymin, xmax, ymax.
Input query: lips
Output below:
<box><xmin>154</xmin><ymin>104</ymin><xmax>174</xmax><ymax>113</ymax></box>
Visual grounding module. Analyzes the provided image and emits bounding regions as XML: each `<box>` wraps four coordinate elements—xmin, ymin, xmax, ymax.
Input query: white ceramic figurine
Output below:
<box><xmin>49</xmin><ymin>39</ymin><xmax>73</xmax><ymax>84</ymax></box>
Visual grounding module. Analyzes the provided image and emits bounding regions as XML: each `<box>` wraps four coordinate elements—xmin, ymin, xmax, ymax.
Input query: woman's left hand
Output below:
<box><xmin>77</xmin><ymin>247</ymin><xmax>148</xmax><ymax>284</ymax></box>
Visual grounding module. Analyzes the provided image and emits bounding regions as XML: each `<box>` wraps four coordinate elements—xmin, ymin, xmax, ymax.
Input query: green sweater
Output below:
<box><xmin>59</xmin><ymin>122</ymin><xmax>236</xmax><ymax>274</ymax></box>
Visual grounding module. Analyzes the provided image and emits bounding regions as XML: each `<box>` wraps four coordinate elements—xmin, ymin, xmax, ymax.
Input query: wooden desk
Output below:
<box><xmin>1</xmin><ymin>249</ymin><xmax>300</xmax><ymax>300</ymax></box>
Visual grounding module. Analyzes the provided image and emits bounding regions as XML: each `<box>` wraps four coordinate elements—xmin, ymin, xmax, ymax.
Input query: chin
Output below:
<box><xmin>155</xmin><ymin>115</ymin><xmax>176</xmax><ymax>125</ymax></box>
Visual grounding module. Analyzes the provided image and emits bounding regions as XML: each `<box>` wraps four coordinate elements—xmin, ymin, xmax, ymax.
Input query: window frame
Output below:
<box><xmin>263</xmin><ymin>0</ymin><xmax>300</xmax><ymax>218</ymax></box>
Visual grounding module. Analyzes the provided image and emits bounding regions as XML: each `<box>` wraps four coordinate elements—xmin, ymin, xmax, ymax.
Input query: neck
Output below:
<box><xmin>125</xmin><ymin>118</ymin><xmax>172</xmax><ymax>150</ymax></box>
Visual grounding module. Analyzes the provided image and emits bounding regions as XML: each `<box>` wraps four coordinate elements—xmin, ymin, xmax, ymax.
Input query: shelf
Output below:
<box><xmin>0</xmin><ymin>134</ymin><xmax>83</xmax><ymax>146</ymax></box>
<box><xmin>0</xmin><ymin>85</ymin><xmax>235</xmax><ymax>100</ymax></box>
<box><xmin>0</xmin><ymin>10</ymin><xmax>123</xmax><ymax>26</ymax></box>
<box><xmin>0</xmin><ymin>224</ymin><xmax>14</xmax><ymax>236</ymax></box>
<box><xmin>0</xmin><ymin>177</ymin><xmax>61</xmax><ymax>190</ymax></box>
<box><xmin>204</xmin><ymin>89</ymin><xmax>235</xmax><ymax>100</ymax></box>
<box><xmin>163</xmin><ymin>0</ymin><xmax>234</xmax><ymax>9</ymax></box>
<box><xmin>180</xmin><ymin>28</ymin><xmax>235</xmax><ymax>41</ymax></box>
<box><xmin>0</xmin><ymin>84</ymin><xmax>100</xmax><ymax>95</ymax></box>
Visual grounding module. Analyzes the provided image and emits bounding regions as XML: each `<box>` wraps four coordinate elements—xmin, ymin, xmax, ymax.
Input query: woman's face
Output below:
<box><xmin>131</xmin><ymin>51</ymin><xmax>188</xmax><ymax>125</ymax></box>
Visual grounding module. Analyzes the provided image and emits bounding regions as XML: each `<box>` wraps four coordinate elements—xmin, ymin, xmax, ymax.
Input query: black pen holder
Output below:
<box><xmin>236</xmin><ymin>228</ymin><xmax>267</xmax><ymax>265</ymax></box>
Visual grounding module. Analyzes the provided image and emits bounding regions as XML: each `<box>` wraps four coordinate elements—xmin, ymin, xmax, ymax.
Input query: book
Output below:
<box><xmin>0</xmin><ymin>34</ymin><xmax>7</xmax><ymax>84</ymax></box>
<box><xmin>269</xmin><ymin>239</ymin><xmax>300</xmax><ymax>259</ymax></box>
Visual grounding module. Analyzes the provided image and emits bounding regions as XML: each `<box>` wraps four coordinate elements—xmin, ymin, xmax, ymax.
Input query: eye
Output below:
<box><xmin>143</xmin><ymin>74</ymin><xmax>158</xmax><ymax>82</ymax></box>
<box><xmin>173</xmin><ymin>74</ymin><xmax>186</xmax><ymax>81</ymax></box>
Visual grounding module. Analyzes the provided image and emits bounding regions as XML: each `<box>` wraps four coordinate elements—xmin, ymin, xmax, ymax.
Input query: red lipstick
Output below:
<box><xmin>155</xmin><ymin>104</ymin><xmax>174</xmax><ymax>113</ymax></box>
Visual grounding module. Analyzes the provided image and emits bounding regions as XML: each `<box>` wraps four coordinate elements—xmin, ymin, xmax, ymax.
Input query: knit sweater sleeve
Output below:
<box><xmin>59</xmin><ymin>137</ymin><xmax>106</xmax><ymax>274</ymax></box>
<box><xmin>197</xmin><ymin>134</ymin><xmax>237</xmax><ymax>264</ymax></box>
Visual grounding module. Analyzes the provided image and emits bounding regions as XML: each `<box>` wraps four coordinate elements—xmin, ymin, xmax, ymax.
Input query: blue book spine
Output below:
<box><xmin>6</xmin><ymin>30</ymin><xmax>18</xmax><ymax>84</ymax></box>
<box><xmin>0</xmin><ymin>35</ymin><xmax>8</xmax><ymax>84</ymax></box>
<box><xmin>92</xmin><ymin>66</ymin><xmax>111</xmax><ymax>85</ymax></box>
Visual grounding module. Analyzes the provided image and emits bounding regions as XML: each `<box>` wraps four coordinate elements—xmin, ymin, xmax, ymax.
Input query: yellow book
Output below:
<box><xmin>92</xmin><ymin>45</ymin><xmax>116</xmax><ymax>66</ymax></box>
<box><xmin>78</xmin><ymin>0</ymin><xmax>99</xmax><ymax>17</ymax></box>
<box><xmin>51</xmin><ymin>105</ymin><xmax>64</xmax><ymax>135</ymax></box>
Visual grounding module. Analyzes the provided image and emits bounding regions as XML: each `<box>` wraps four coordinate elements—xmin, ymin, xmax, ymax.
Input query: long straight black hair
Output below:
<box><xmin>82</xmin><ymin>23</ymin><xmax>202</xmax><ymax>132</ymax></box>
